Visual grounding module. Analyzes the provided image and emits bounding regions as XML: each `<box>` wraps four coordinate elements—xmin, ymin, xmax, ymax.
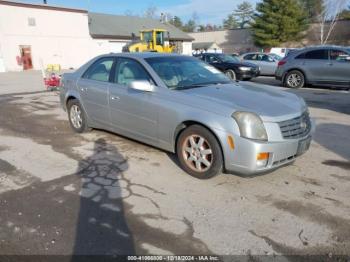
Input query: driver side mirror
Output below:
<box><xmin>128</xmin><ymin>80</ymin><xmax>154</xmax><ymax>92</ymax></box>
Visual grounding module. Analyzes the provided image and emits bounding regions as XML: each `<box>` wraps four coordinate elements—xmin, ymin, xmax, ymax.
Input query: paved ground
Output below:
<box><xmin>0</xmin><ymin>72</ymin><xmax>349</xmax><ymax>258</ymax></box>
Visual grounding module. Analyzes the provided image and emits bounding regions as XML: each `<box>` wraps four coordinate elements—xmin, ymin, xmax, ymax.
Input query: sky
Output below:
<box><xmin>14</xmin><ymin>0</ymin><xmax>260</xmax><ymax>25</ymax></box>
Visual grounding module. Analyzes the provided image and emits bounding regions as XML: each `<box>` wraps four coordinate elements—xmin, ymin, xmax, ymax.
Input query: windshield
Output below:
<box><xmin>215</xmin><ymin>54</ymin><xmax>240</xmax><ymax>63</ymax></box>
<box><xmin>269</xmin><ymin>53</ymin><xmax>283</xmax><ymax>61</ymax></box>
<box><xmin>145</xmin><ymin>56</ymin><xmax>231</xmax><ymax>90</ymax></box>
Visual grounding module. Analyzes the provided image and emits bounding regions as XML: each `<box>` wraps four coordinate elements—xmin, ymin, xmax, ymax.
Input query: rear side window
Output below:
<box><xmin>330</xmin><ymin>49</ymin><xmax>350</xmax><ymax>61</ymax></box>
<box><xmin>244</xmin><ymin>54</ymin><xmax>256</xmax><ymax>60</ymax></box>
<box><xmin>83</xmin><ymin>57</ymin><xmax>115</xmax><ymax>82</ymax></box>
<box><xmin>304</xmin><ymin>50</ymin><xmax>328</xmax><ymax>60</ymax></box>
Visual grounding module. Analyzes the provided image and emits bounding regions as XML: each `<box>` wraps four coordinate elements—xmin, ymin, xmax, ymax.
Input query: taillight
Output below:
<box><xmin>278</xmin><ymin>60</ymin><xmax>287</xmax><ymax>66</ymax></box>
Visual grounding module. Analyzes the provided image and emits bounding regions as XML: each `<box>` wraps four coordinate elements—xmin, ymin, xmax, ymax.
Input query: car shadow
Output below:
<box><xmin>313</xmin><ymin>123</ymin><xmax>350</xmax><ymax>161</ymax></box>
<box><xmin>72</xmin><ymin>138</ymin><xmax>135</xmax><ymax>259</ymax></box>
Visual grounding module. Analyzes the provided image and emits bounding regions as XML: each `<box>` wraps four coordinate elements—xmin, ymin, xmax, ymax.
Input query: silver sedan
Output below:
<box><xmin>240</xmin><ymin>52</ymin><xmax>282</xmax><ymax>76</ymax></box>
<box><xmin>60</xmin><ymin>53</ymin><xmax>314</xmax><ymax>179</ymax></box>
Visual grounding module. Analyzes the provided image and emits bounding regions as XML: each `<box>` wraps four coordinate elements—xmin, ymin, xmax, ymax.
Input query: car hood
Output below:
<box><xmin>181</xmin><ymin>82</ymin><xmax>306</xmax><ymax>122</ymax></box>
<box><xmin>224</xmin><ymin>61</ymin><xmax>257</xmax><ymax>68</ymax></box>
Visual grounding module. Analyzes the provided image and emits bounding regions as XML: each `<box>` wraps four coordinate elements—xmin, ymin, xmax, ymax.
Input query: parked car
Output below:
<box><xmin>240</xmin><ymin>52</ymin><xmax>281</xmax><ymax>76</ymax></box>
<box><xmin>270</xmin><ymin>48</ymin><xmax>297</xmax><ymax>57</ymax></box>
<box><xmin>194</xmin><ymin>53</ymin><xmax>260</xmax><ymax>81</ymax></box>
<box><xmin>276</xmin><ymin>46</ymin><xmax>350</xmax><ymax>89</ymax></box>
<box><xmin>60</xmin><ymin>53</ymin><xmax>313</xmax><ymax>179</ymax></box>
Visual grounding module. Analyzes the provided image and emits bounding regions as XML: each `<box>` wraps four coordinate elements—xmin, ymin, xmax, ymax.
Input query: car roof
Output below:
<box><xmin>287</xmin><ymin>45</ymin><xmax>349</xmax><ymax>58</ymax></box>
<box><xmin>101</xmin><ymin>52</ymin><xmax>188</xmax><ymax>59</ymax></box>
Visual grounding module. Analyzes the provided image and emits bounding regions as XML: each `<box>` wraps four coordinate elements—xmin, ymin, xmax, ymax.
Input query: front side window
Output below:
<box><xmin>156</xmin><ymin>31</ymin><xmax>164</xmax><ymax>46</ymax></box>
<box><xmin>330</xmin><ymin>49</ymin><xmax>350</xmax><ymax>61</ymax></box>
<box><xmin>206</xmin><ymin>54</ymin><xmax>220</xmax><ymax>63</ymax></box>
<box><xmin>146</xmin><ymin>56</ymin><xmax>231</xmax><ymax>90</ymax></box>
<box><xmin>244</xmin><ymin>54</ymin><xmax>256</xmax><ymax>60</ymax></box>
<box><xmin>216</xmin><ymin>54</ymin><xmax>240</xmax><ymax>63</ymax></box>
<box><xmin>114</xmin><ymin>58</ymin><xmax>152</xmax><ymax>86</ymax></box>
<box><xmin>304</xmin><ymin>50</ymin><xmax>328</xmax><ymax>60</ymax></box>
<box><xmin>142</xmin><ymin>32</ymin><xmax>152</xmax><ymax>43</ymax></box>
<box><xmin>83</xmin><ymin>57</ymin><xmax>114</xmax><ymax>82</ymax></box>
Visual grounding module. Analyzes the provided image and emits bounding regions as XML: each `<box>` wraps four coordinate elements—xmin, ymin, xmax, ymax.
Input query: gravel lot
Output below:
<box><xmin>0</xmin><ymin>72</ymin><xmax>349</xmax><ymax>258</ymax></box>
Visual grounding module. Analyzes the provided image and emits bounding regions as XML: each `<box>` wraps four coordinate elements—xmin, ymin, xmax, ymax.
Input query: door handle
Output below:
<box><xmin>110</xmin><ymin>96</ymin><xmax>120</xmax><ymax>100</ymax></box>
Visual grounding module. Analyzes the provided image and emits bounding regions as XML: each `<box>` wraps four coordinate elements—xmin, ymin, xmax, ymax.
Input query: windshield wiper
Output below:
<box><xmin>175</xmin><ymin>81</ymin><xmax>230</xmax><ymax>90</ymax></box>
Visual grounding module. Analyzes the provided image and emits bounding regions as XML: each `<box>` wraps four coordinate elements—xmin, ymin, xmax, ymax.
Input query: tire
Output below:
<box><xmin>176</xmin><ymin>125</ymin><xmax>223</xmax><ymax>179</ymax></box>
<box><xmin>225</xmin><ymin>69</ymin><xmax>237</xmax><ymax>81</ymax></box>
<box><xmin>284</xmin><ymin>70</ymin><xmax>305</xmax><ymax>89</ymax></box>
<box><xmin>67</xmin><ymin>99</ymin><xmax>89</xmax><ymax>133</ymax></box>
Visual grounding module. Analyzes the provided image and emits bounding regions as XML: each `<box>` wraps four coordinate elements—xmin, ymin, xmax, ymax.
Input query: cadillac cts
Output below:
<box><xmin>60</xmin><ymin>53</ymin><xmax>314</xmax><ymax>179</ymax></box>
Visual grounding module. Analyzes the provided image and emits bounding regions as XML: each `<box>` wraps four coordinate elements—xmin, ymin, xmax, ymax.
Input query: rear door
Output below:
<box><xmin>298</xmin><ymin>49</ymin><xmax>329</xmax><ymax>83</ymax></box>
<box><xmin>327</xmin><ymin>49</ymin><xmax>350</xmax><ymax>85</ymax></box>
<box><xmin>259</xmin><ymin>54</ymin><xmax>278</xmax><ymax>75</ymax></box>
<box><xmin>77</xmin><ymin>57</ymin><xmax>115</xmax><ymax>126</ymax></box>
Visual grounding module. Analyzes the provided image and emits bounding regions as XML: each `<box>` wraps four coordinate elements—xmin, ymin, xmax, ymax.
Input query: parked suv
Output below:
<box><xmin>276</xmin><ymin>46</ymin><xmax>350</xmax><ymax>89</ymax></box>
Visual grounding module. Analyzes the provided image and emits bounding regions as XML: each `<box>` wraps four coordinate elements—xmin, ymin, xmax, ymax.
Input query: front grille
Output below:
<box><xmin>278</xmin><ymin>112</ymin><xmax>311</xmax><ymax>139</ymax></box>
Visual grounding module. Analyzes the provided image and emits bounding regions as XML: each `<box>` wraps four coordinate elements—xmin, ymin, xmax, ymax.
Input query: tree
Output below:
<box><xmin>251</xmin><ymin>0</ymin><xmax>308</xmax><ymax>47</ymax></box>
<box><xmin>144</xmin><ymin>5</ymin><xmax>157</xmax><ymax>19</ymax></box>
<box><xmin>223</xmin><ymin>14</ymin><xmax>239</xmax><ymax>29</ymax></box>
<box><xmin>197</xmin><ymin>25</ymin><xmax>206</xmax><ymax>32</ymax></box>
<box><xmin>317</xmin><ymin>0</ymin><xmax>348</xmax><ymax>44</ymax></box>
<box><xmin>299</xmin><ymin>0</ymin><xmax>324</xmax><ymax>22</ymax></box>
<box><xmin>233</xmin><ymin>1</ymin><xmax>255</xmax><ymax>28</ymax></box>
<box><xmin>169</xmin><ymin>16</ymin><xmax>184</xmax><ymax>29</ymax></box>
<box><xmin>182</xmin><ymin>13</ymin><xmax>198</xmax><ymax>32</ymax></box>
<box><xmin>183</xmin><ymin>19</ymin><xmax>196</xmax><ymax>32</ymax></box>
<box><xmin>339</xmin><ymin>5</ymin><xmax>350</xmax><ymax>20</ymax></box>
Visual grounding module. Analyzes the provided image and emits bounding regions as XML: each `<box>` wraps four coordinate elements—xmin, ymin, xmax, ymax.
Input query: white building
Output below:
<box><xmin>0</xmin><ymin>0</ymin><xmax>193</xmax><ymax>72</ymax></box>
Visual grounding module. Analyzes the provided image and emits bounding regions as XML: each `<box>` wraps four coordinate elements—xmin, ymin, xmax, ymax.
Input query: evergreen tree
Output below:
<box><xmin>170</xmin><ymin>16</ymin><xmax>183</xmax><ymax>29</ymax></box>
<box><xmin>299</xmin><ymin>0</ymin><xmax>325</xmax><ymax>22</ymax></box>
<box><xmin>251</xmin><ymin>0</ymin><xmax>308</xmax><ymax>47</ymax></box>
<box><xmin>233</xmin><ymin>1</ymin><xmax>255</xmax><ymax>28</ymax></box>
<box><xmin>339</xmin><ymin>5</ymin><xmax>350</xmax><ymax>20</ymax></box>
<box><xmin>223</xmin><ymin>14</ymin><xmax>239</xmax><ymax>29</ymax></box>
<box><xmin>183</xmin><ymin>19</ymin><xmax>196</xmax><ymax>32</ymax></box>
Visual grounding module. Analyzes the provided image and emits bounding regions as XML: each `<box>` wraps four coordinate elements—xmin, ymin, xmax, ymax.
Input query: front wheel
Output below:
<box><xmin>285</xmin><ymin>70</ymin><xmax>305</xmax><ymax>88</ymax></box>
<box><xmin>176</xmin><ymin>125</ymin><xmax>223</xmax><ymax>179</ymax></box>
<box><xmin>225</xmin><ymin>69</ymin><xmax>237</xmax><ymax>81</ymax></box>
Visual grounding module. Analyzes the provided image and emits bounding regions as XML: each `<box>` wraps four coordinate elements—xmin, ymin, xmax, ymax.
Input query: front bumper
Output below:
<box><xmin>215</xmin><ymin>124</ymin><xmax>314</xmax><ymax>176</ymax></box>
<box><xmin>237</xmin><ymin>68</ymin><xmax>260</xmax><ymax>80</ymax></box>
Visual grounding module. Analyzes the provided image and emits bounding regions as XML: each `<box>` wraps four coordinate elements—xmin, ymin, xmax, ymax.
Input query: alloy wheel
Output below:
<box><xmin>70</xmin><ymin>104</ymin><xmax>83</xmax><ymax>129</ymax></box>
<box><xmin>287</xmin><ymin>73</ymin><xmax>302</xmax><ymax>88</ymax></box>
<box><xmin>182</xmin><ymin>134</ymin><xmax>213</xmax><ymax>172</ymax></box>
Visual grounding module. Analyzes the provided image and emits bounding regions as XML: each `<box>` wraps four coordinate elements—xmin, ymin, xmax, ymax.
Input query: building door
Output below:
<box><xmin>20</xmin><ymin>46</ymin><xmax>33</xmax><ymax>70</ymax></box>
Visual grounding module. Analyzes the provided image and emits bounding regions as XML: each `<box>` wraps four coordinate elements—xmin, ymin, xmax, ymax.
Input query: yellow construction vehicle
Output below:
<box><xmin>123</xmin><ymin>29</ymin><xmax>174</xmax><ymax>53</ymax></box>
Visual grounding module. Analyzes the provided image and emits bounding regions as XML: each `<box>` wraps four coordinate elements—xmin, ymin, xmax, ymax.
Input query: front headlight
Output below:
<box><xmin>232</xmin><ymin>112</ymin><xmax>268</xmax><ymax>141</ymax></box>
<box><xmin>238</xmin><ymin>66</ymin><xmax>251</xmax><ymax>71</ymax></box>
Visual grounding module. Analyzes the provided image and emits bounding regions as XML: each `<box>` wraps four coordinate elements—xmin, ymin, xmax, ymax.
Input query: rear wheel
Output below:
<box><xmin>285</xmin><ymin>70</ymin><xmax>305</xmax><ymax>88</ymax></box>
<box><xmin>225</xmin><ymin>69</ymin><xmax>237</xmax><ymax>81</ymax></box>
<box><xmin>67</xmin><ymin>99</ymin><xmax>89</xmax><ymax>133</ymax></box>
<box><xmin>176</xmin><ymin>125</ymin><xmax>223</xmax><ymax>179</ymax></box>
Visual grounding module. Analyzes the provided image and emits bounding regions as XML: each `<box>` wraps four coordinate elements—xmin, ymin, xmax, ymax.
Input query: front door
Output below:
<box><xmin>301</xmin><ymin>49</ymin><xmax>330</xmax><ymax>82</ymax></box>
<box><xmin>76</xmin><ymin>57</ymin><xmax>115</xmax><ymax>126</ymax></box>
<box><xmin>20</xmin><ymin>46</ymin><xmax>33</xmax><ymax>70</ymax></box>
<box><xmin>328</xmin><ymin>49</ymin><xmax>350</xmax><ymax>85</ymax></box>
<box><xmin>108</xmin><ymin>57</ymin><xmax>158</xmax><ymax>144</ymax></box>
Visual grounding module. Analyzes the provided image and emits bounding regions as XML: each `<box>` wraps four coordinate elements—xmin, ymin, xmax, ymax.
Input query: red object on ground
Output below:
<box><xmin>44</xmin><ymin>73</ymin><xmax>61</xmax><ymax>90</ymax></box>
